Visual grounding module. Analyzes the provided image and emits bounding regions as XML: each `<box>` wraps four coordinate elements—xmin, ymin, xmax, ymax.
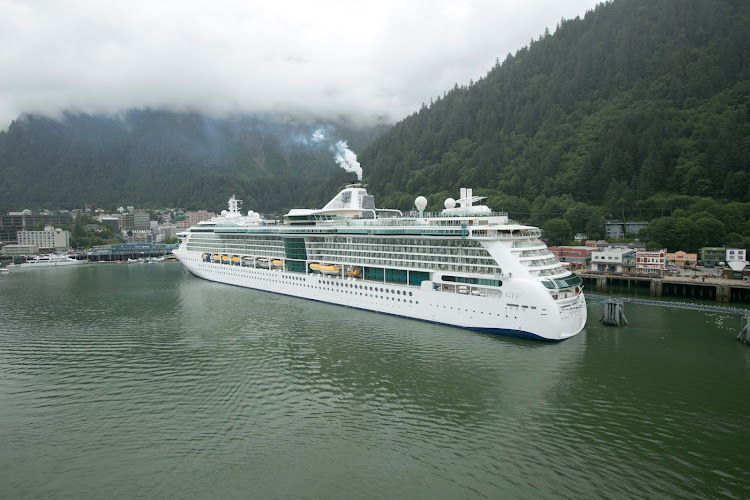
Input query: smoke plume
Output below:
<box><xmin>331</xmin><ymin>140</ymin><xmax>362</xmax><ymax>181</ymax></box>
<box><xmin>307</xmin><ymin>126</ymin><xmax>363</xmax><ymax>180</ymax></box>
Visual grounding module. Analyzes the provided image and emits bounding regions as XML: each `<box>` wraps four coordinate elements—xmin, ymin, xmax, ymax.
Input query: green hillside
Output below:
<box><xmin>2</xmin><ymin>0</ymin><xmax>749</xmax><ymax>252</ymax></box>
<box><xmin>361</xmin><ymin>0</ymin><xmax>750</xmax><ymax>250</ymax></box>
<box><xmin>0</xmin><ymin>111</ymin><xmax>385</xmax><ymax>214</ymax></box>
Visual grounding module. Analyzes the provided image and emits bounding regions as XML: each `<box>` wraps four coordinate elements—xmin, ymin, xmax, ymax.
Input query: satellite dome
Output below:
<box><xmin>444</xmin><ymin>198</ymin><xmax>456</xmax><ymax>209</ymax></box>
<box><xmin>221</xmin><ymin>210</ymin><xmax>228</xmax><ymax>216</ymax></box>
<box><xmin>414</xmin><ymin>196</ymin><xmax>427</xmax><ymax>213</ymax></box>
<box><xmin>248</xmin><ymin>210</ymin><xmax>255</xmax><ymax>217</ymax></box>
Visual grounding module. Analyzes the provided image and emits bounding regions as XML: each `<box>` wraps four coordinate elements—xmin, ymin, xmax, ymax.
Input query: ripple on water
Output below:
<box><xmin>1</xmin><ymin>265</ymin><xmax>749</xmax><ymax>498</ymax></box>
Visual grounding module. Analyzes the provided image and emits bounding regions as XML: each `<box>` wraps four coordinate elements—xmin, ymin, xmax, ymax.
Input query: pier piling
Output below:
<box><xmin>739</xmin><ymin>315</ymin><xmax>750</xmax><ymax>345</ymax></box>
<box><xmin>600</xmin><ymin>299</ymin><xmax>628</xmax><ymax>326</ymax></box>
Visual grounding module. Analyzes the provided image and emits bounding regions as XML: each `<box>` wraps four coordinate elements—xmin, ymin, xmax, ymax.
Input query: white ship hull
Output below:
<box><xmin>19</xmin><ymin>257</ymin><xmax>87</xmax><ymax>267</ymax></box>
<box><xmin>175</xmin><ymin>249</ymin><xmax>586</xmax><ymax>341</ymax></box>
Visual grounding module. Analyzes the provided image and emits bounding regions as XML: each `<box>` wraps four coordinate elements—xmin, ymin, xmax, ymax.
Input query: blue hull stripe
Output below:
<box><xmin>184</xmin><ymin>267</ymin><xmax>559</xmax><ymax>342</ymax></box>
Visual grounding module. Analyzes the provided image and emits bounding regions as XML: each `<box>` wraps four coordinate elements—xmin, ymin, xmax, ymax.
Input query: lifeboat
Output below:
<box><xmin>242</xmin><ymin>257</ymin><xmax>254</xmax><ymax>267</ymax></box>
<box><xmin>346</xmin><ymin>268</ymin><xmax>361</xmax><ymax>277</ymax></box>
<box><xmin>232</xmin><ymin>256</ymin><xmax>241</xmax><ymax>262</ymax></box>
<box><xmin>257</xmin><ymin>258</ymin><xmax>270</xmax><ymax>269</ymax></box>
<box><xmin>271</xmin><ymin>259</ymin><xmax>283</xmax><ymax>268</ymax></box>
<box><xmin>211</xmin><ymin>254</ymin><xmax>220</xmax><ymax>262</ymax></box>
<box><xmin>320</xmin><ymin>264</ymin><xmax>340</xmax><ymax>275</ymax></box>
<box><xmin>202</xmin><ymin>253</ymin><xmax>208</xmax><ymax>259</ymax></box>
<box><xmin>221</xmin><ymin>255</ymin><xmax>230</xmax><ymax>263</ymax></box>
<box><xmin>309</xmin><ymin>263</ymin><xmax>322</xmax><ymax>272</ymax></box>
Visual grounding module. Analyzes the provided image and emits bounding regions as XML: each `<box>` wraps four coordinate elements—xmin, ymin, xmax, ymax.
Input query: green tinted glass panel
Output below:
<box><xmin>287</xmin><ymin>260</ymin><xmax>306</xmax><ymax>273</ymax></box>
<box><xmin>409</xmin><ymin>271</ymin><xmax>430</xmax><ymax>286</ymax></box>
<box><xmin>364</xmin><ymin>267</ymin><xmax>384</xmax><ymax>281</ymax></box>
<box><xmin>385</xmin><ymin>269</ymin><xmax>408</xmax><ymax>285</ymax></box>
<box><xmin>283</xmin><ymin>238</ymin><xmax>307</xmax><ymax>260</ymax></box>
<box><xmin>442</xmin><ymin>275</ymin><xmax>500</xmax><ymax>287</ymax></box>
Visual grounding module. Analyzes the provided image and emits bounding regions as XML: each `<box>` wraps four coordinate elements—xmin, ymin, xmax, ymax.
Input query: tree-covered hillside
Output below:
<box><xmin>361</xmin><ymin>0</ymin><xmax>750</xmax><ymax>250</ymax></box>
<box><xmin>2</xmin><ymin>0</ymin><xmax>749</xmax><ymax>252</ymax></box>
<box><xmin>0</xmin><ymin>111</ymin><xmax>386</xmax><ymax>214</ymax></box>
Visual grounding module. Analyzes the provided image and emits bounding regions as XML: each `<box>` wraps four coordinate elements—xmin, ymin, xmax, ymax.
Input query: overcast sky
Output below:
<box><xmin>0</xmin><ymin>0</ymin><xmax>597</xmax><ymax>129</ymax></box>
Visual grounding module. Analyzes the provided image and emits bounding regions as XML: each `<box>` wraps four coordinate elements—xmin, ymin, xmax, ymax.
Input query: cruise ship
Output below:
<box><xmin>174</xmin><ymin>185</ymin><xmax>587</xmax><ymax>341</ymax></box>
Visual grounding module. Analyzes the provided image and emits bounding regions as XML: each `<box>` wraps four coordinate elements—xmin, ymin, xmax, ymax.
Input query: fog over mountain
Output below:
<box><xmin>0</xmin><ymin>0</ymin><xmax>595</xmax><ymax>129</ymax></box>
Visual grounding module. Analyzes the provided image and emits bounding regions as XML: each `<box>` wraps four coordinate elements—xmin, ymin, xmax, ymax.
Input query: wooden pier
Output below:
<box><xmin>580</xmin><ymin>273</ymin><xmax>750</xmax><ymax>304</ymax></box>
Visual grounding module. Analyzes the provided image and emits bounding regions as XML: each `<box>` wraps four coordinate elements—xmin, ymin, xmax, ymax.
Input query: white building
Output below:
<box><xmin>154</xmin><ymin>224</ymin><xmax>179</xmax><ymax>243</ymax></box>
<box><xmin>726</xmin><ymin>248</ymin><xmax>746</xmax><ymax>262</ymax></box>
<box><xmin>127</xmin><ymin>229</ymin><xmax>153</xmax><ymax>244</ymax></box>
<box><xmin>17</xmin><ymin>226</ymin><xmax>70</xmax><ymax>251</ymax></box>
<box><xmin>590</xmin><ymin>247</ymin><xmax>636</xmax><ymax>273</ymax></box>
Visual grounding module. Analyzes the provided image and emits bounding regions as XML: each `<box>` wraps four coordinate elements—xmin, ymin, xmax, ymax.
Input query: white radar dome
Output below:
<box><xmin>221</xmin><ymin>210</ymin><xmax>228</xmax><ymax>216</ymax></box>
<box><xmin>414</xmin><ymin>196</ymin><xmax>427</xmax><ymax>213</ymax></box>
<box><xmin>444</xmin><ymin>198</ymin><xmax>456</xmax><ymax>209</ymax></box>
<box><xmin>248</xmin><ymin>210</ymin><xmax>255</xmax><ymax>217</ymax></box>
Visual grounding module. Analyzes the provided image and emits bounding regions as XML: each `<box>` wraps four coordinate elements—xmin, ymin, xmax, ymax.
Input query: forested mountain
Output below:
<box><xmin>0</xmin><ymin>111</ymin><xmax>387</xmax><ymax>213</ymax></box>
<box><xmin>361</xmin><ymin>0</ymin><xmax>750</xmax><ymax>250</ymax></box>
<box><xmin>2</xmin><ymin>0</ymin><xmax>750</xmax><ymax>251</ymax></box>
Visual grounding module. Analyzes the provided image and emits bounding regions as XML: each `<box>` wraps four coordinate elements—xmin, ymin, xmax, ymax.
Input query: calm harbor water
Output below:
<box><xmin>1</xmin><ymin>263</ymin><xmax>749</xmax><ymax>499</ymax></box>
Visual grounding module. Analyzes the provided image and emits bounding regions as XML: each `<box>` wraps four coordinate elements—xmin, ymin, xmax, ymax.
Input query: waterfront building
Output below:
<box><xmin>700</xmin><ymin>247</ymin><xmax>726</xmax><ymax>265</ymax></box>
<box><xmin>126</xmin><ymin>229</ymin><xmax>153</xmax><ymax>244</ymax></box>
<box><xmin>188</xmin><ymin>210</ymin><xmax>217</xmax><ymax>227</ymax></box>
<box><xmin>17</xmin><ymin>226</ymin><xmax>70</xmax><ymax>252</ymax></box>
<box><xmin>590</xmin><ymin>247</ymin><xmax>636</xmax><ymax>273</ymax></box>
<box><xmin>0</xmin><ymin>212</ymin><xmax>71</xmax><ymax>243</ymax></box>
<box><xmin>666</xmin><ymin>251</ymin><xmax>698</xmax><ymax>268</ymax></box>
<box><xmin>133</xmin><ymin>212</ymin><xmax>151</xmax><ymax>231</ymax></box>
<box><xmin>636</xmin><ymin>249</ymin><xmax>667</xmax><ymax>275</ymax></box>
<box><xmin>154</xmin><ymin>224</ymin><xmax>179</xmax><ymax>243</ymax></box>
<box><xmin>726</xmin><ymin>248</ymin><xmax>746</xmax><ymax>262</ymax></box>
<box><xmin>548</xmin><ymin>246</ymin><xmax>595</xmax><ymax>269</ymax></box>
<box><xmin>100</xmin><ymin>217</ymin><xmax>120</xmax><ymax>233</ymax></box>
<box><xmin>604</xmin><ymin>220</ymin><xmax>649</xmax><ymax>239</ymax></box>
<box><xmin>1</xmin><ymin>244</ymin><xmax>39</xmax><ymax>256</ymax></box>
<box><xmin>118</xmin><ymin>214</ymin><xmax>134</xmax><ymax>231</ymax></box>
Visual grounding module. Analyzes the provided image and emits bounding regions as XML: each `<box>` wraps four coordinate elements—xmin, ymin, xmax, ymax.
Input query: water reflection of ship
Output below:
<box><xmin>175</xmin><ymin>272</ymin><xmax>586</xmax><ymax>424</ymax></box>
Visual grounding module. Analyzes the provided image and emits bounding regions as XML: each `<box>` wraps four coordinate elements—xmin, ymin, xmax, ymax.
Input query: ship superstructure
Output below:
<box><xmin>174</xmin><ymin>185</ymin><xmax>586</xmax><ymax>340</ymax></box>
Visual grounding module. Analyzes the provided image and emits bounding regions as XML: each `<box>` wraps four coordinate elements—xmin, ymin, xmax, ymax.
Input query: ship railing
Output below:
<box><xmin>416</xmin><ymin>211</ymin><xmax>508</xmax><ymax>218</ymax></box>
<box><xmin>511</xmin><ymin>241</ymin><xmax>545</xmax><ymax>248</ymax></box>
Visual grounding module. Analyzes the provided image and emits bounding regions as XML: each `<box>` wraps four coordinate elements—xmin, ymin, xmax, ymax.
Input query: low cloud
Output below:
<box><xmin>0</xmin><ymin>0</ymin><xmax>595</xmax><ymax>128</ymax></box>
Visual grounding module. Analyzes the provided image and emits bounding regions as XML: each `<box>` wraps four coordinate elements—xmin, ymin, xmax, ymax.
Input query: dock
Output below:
<box><xmin>580</xmin><ymin>273</ymin><xmax>750</xmax><ymax>304</ymax></box>
<box><xmin>87</xmin><ymin>243</ymin><xmax>178</xmax><ymax>262</ymax></box>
